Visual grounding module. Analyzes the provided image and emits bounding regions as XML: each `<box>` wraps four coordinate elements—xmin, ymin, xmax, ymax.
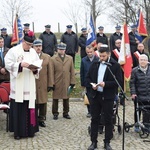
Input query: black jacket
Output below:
<box><xmin>109</xmin><ymin>32</ymin><xmax>122</xmax><ymax>51</ymax></box>
<box><xmin>39</xmin><ymin>31</ymin><xmax>57</xmax><ymax>57</ymax></box>
<box><xmin>86</xmin><ymin>57</ymin><xmax>122</xmax><ymax>100</ymax></box>
<box><xmin>78</xmin><ymin>34</ymin><xmax>87</xmax><ymax>58</ymax></box>
<box><xmin>96</xmin><ymin>33</ymin><xmax>108</xmax><ymax>45</ymax></box>
<box><xmin>61</xmin><ymin>31</ymin><xmax>78</xmax><ymax>55</ymax></box>
<box><xmin>130</xmin><ymin>65</ymin><xmax>150</xmax><ymax>101</ymax></box>
<box><xmin>128</xmin><ymin>31</ymin><xmax>138</xmax><ymax>53</ymax></box>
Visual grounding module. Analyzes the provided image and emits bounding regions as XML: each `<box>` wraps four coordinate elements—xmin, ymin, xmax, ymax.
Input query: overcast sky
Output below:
<box><xmin>0</xmin><ymin>0</ymin><xmax>116</xmax><ymax>33</ymax></box>
<box><xmin>29</xmin><ymin>0</ymin><xmax>116</xmax><ymax>33</ymax></box>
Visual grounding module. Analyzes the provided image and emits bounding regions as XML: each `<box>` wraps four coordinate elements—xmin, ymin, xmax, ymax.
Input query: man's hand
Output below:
<box><xmin>0</xmin><ymin>68</ymin><xmax>7</xmax><ymax>75</ymax></box>
<box><xmin>21</xmin><ymin>62</ymin><xmax>30</xmax><ymax>68</ymax></box>
<box><xmin>99</xmin><ymin>82</ymin><xmax>105</xmax><ymax>87</ymax></box>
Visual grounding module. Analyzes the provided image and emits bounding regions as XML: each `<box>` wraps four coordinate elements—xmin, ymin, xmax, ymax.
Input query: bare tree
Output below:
<box><xmin>61</xmin><ymin>0</ymin><xmax>84</xmax><ymax>33</ymax></box>
<box><xmin>107</xmin><ymin>0</ymin><xmax>150</xmax><ymax>34</ymax></box>
<box><xmin>1</xmin><ymin>0</ymin><xmax>32</xmax><ymax>32</ymax></box>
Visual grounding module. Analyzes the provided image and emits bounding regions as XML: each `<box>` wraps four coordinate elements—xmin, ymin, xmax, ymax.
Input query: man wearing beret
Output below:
<box><xmin>39</xmin><ymin>24</ymin><xmax>57</xmax><ymax>57</ymax></box>
<box><xmin>96</xmin><ymin>26</ymin><xmax>108</xmax><ymax>45</ymax></box>
<box><xmin>5</xmin><ymin>33</ymin><xmax>40</xmax><ymax>139</ymax></box>
<box><xmin>60</xmin><ymin>25</ymin><xmax>78</xmax><ymax>64</ymax></box>
<box><xmin>78</xmin><ymin>27</ymin><xmax>88</xmax><ymax>58</ymax></box>
<box><xmin>33</xmin><ymin>39</ymin><xmax>53</xmax><ymax>127</ymax></box>
<box><xmin>51</xmin><ymin>42</ymin><xmax>75</xmax><ymax>120</ymax></box>
<box><xmin>0</xmin><ymin>28</ymin><xmax>12</xmax><ymax>49</ymax></box>
<box><xmin>109</xmin><ymin>25</ymin><xmax>123</xmax><ymax>51</ymax></box>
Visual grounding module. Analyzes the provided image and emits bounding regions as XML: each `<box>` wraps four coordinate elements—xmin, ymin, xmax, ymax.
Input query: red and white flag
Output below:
<box><xmin>118</xmin><ymin>23</ymin><xmax>132</xmax><ymax>81</ymax></box>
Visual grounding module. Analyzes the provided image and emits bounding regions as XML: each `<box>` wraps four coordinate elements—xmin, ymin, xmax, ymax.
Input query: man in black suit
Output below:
<box><xmin>86</xmin><ymin>45</ymin><xmax>122</xmax><ymax>150</ymax></box>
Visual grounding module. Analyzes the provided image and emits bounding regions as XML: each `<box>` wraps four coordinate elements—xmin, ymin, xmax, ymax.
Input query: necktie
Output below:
<box><xmin>0</xmin><ymin>48</ymin><xmax>4</xmax><ymax>67</ymax></box>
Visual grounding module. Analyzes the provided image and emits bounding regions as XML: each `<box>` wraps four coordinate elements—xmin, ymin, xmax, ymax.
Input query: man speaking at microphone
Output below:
<box><xmin>86</xmin><ymin>45</ymin><xmax>122</xmax><ymax>150</ymax></box>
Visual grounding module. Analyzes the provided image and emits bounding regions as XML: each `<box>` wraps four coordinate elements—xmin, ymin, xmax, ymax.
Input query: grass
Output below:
<box><xmin>48</xmin><ymin>53</ymin><xmax>130</xmax><ymax>98</ymax></box>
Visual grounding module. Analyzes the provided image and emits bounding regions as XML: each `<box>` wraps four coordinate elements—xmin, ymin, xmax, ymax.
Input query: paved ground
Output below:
<box><xmin>0</xmin><ymin>99</ymin><xmax>150</xmax><ymax>150</ymax></box>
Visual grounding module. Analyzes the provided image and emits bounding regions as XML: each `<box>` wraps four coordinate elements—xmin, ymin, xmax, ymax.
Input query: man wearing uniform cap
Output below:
<box><xmin>23</xmin><ymin>23</ymin><xmax>36</xmax><ymax>40</ymax></box>
<box><xmin>39</xmin><ymin>24</ymin><xmax>57</xmax><ymax>57</ymax></box>
<box><xmin>96</xmin><ymin>26</ymin><xmax>108</xmax><ymax>45</ymax></box>
<box><xmin>51</xmin><ymin>42</ymin><xmax>75</xmax><ymax>120</ymax></box>
<box><xmin>128</xmin><ymin>24</ymin><xmax>140</xmax><ymax>65</ymax></box>
<box><xmin>5</xmin><ymin>33</ymin><xmax>40</xmax><ymax>139</ymax></box>
<box><xmin>60</xmin><ymin>25</ymin><xmax>78</xmax><ymax>64</ymax></box>
<box><xmin>0</xmin><ymin>28</ymin><xmax>12</xmax><ymax>49</ymax></box>
<box><xmin>109</xmin><ymin>25</ymin><xmax>123</xmax><ymax>51</ymax></box>
<box><xmin>33</xmin><ymin>39</ymin><xmax>53</xmax><ymax>127</ymax></box>
<box><xmin>79</xmin><ymin>27</ymin><xmax>88</xmax><ymax>58</ymax></box>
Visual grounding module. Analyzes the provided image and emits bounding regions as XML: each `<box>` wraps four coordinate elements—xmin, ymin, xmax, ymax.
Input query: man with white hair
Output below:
<box><xmin>130</xmin><ymin>54</ymin><xmax>150</xmax><ymax>132</ymax></box>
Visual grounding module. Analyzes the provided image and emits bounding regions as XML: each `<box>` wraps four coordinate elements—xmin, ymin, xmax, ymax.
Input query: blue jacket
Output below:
<box><xmin>80</xmin><ymin>55</ymin><xmax>99</xmax><ymax>87</ymax></box>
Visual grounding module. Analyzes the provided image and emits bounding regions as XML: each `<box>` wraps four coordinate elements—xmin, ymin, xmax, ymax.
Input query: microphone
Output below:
<box><xmin>101</xmin><ymin>61</ymin><xmax>112</xmax><ymax>66</ymax></box>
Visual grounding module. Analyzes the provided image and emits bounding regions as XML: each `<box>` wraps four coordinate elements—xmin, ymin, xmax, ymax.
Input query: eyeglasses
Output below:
<box><xmin>25</xmin><ymin>41</ymin><xmax>33</xmax><ymax>46</ymax></box>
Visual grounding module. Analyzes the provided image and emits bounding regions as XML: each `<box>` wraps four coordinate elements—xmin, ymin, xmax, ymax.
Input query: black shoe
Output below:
<box><xmin>14</xmin><ymin>136</ymin><xmax>21</xmax><ymax>140</ymax></box>
<box><xmin>39</xmin><ymin>121</ymin><xmax>46</xmax><ymax>127</ymax></box>
<box><xmin>88</xmin><ymin>142</ymin><xmax>97</xmax><ymax>150</ymax></box>
<box><xmin>63</xmin><ymin>115</ymin><xmax>71</xmax><ymax>119</ymax></box>
<box><xmin>53</xmin><ymin>115</ymin><xmax>58</xmax><ymax>120</ymax></box>
<box><xmin>104</xmin><ymin>143</ymin><xmax>112</xmax><ymax>150</ymax></box>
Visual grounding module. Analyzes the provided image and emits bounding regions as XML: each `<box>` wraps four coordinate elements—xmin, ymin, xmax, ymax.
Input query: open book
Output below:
<box><xmin>90</xmin><ymin>83</ymin><xmax>100</xmax><ymax>88</ymax></box>
<box><xmin>28</xmin><ymin>59</ymin><xmax>43</xmax><ymax>69</ymax></box>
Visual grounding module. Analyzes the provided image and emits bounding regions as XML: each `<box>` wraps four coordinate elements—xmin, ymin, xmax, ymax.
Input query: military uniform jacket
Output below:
<box><xmin>36</xmin><ymin>52</ymin><xmax>53</xmax><ymax>104</ymax></box>
<box><xmin>96</xmin><ymin>33</ymin><xmax>108</xmax><ymax>45</ymax></box>
<box><xmin>51</xmin><ymin>54</ymin><xmax>75</xmax><ymax>99</ymax></box>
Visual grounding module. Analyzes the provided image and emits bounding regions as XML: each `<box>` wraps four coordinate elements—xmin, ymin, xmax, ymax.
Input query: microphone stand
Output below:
<box><xmin>107</xmin><ymin>65</ymin><xmax>129</xmax><ymax>150</ymax></box>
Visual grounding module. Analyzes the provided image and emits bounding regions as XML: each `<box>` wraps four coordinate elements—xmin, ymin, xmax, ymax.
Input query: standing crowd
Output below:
<box><xmin>0</xmin><ymin>23</ymin><xmax>150</xmax><ymax>150</ymax></box>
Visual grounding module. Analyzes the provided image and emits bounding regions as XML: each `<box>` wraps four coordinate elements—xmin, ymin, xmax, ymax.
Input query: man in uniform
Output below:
<box><xmin>96</xmin><ymin>26</ymin><xmax>108</xmax><ymax>45</ymax></box>
<box><xmin>60</xmin><ymin>25</ymin><xmax>78</xmax><ymax>64</ymax></box>
<box><xmin>39</xmin><ymin>25</ymin><xmax>57</xmax><ymax>57</ymax></box>
<box><xmin>33</xmin><ymin>39</ymin><xmax>53</xmax><ymax>127</ymax></box>
<box><xmin>51</xmin><ymin>42</ymin><xmax>75</xmax><ymax>120</ymax></box>
<box><xmin>78</xmin><ymin>27</ymin><xmax>88</xmax><ymax>58</ymax></box>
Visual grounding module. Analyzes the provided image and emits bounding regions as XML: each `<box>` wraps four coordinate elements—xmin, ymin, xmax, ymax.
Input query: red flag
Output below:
<box><xmin>137</xmin><ymin>9</ymin><xmax>148</xmax><ymax>37</ymax></box>
<box><xmin>11</xmin><ymin>16</ymin><xmax>19</xmax><ymax>45</ymax></box>
<box><xmin>118</xmin><ymin>23</ymin><xmax>132</xmax><ymax>81</ymax></box>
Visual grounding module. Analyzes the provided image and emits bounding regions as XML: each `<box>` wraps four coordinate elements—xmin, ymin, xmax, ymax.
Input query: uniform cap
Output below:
<box><xmin>115</xmin><ymin>25</ymin><xmax>121</xmax><ymax>30</ymax></box>
<box><xmin>23</xmin><ymin>23</ymin><xmax>30</xmax><ymax>27</ymax></box>
<box><xmin>66</xmin><ymin>25</ymin><xmax>72</xmax><ymax>29</ymax></box>
<box><xmin>45</xmin><ymin>24</ymin><xmax>51</xmax><ymax>28</ymax></box>
<box><xmin>33</xmin><ymin>39</ymin><xmax>42</xmax><ymax>46</ymax></box>
<box><xmin>98</xmin><ymin>26</ymin><xmax>104</xmax><ymax>30</ymax></box>
<box><xmin>57</xmin><ymin>42</ymin><xmax>66</xmax><ymax>50</ymax></box>
<box><xmin>81</xmin><ymin>27</ymin><xmax>87</xmax><ymax>32</ymax></box>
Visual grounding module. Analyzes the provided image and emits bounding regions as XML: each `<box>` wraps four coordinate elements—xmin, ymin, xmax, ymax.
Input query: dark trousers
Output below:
<box><xmin>66</xmin><ymin>54</ymin><xmax>75</xmax><ymax>64</ymax></box>
<box><xmin>90</xmin><ymin>92</ymin><xmax>114</xmax><ymax>144</ymax></box>
<box><xmin>86</xmin><ymin>87</ymin><xmax>91</xmax><ymax>114</ymax></box>
<box><xmin>37</xmin><ymin>103</ymin><xmax>47</xmax><ymax>122</ymax></box>
<box><xmin>52</xmin><ymin>99</ymin><xmax>69</xmax><ymax>116</ymax></box>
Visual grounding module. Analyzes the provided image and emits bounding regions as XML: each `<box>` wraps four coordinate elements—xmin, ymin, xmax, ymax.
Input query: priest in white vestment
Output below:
<box><xmin>5</xmin><ymin>33</ymin><xmax>41</xmax><ymax>140</ymax></box>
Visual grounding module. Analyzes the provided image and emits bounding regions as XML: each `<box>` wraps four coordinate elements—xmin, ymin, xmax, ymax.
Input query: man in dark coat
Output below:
<box><xmin>0</xmin><ymin>36</ymin><xmax>10</xmax><ymax>83</ymax></box>
<box><xmin>86</xmin><ymin>45</ymin><xmax>122</xmax><ymax>150</ymax></box>
<box><xmin>96</xmin><ymin>26</ymin><xmax>108</xmax><ymax>45</ymax></box>
<box><xmin>39</xmin><ymin>25</ymin><xmax>57</xmax><ymax>57</ymax></box>
<box><xmin>109</xmin><ymin>25</ymin><xmax>122</xmax><ymax>51</ymax></box>
<box><xmin>78</xmin><ymin>27</ymin><xmax>87</xmax><ymax>58</ymax></box>
<box><xmin>60</xmin><ymin>25</ymin><xmax>78</xmax><ymax>64</ymax></box>
<box><xmin>128</xmin><ymin>25</ymin><xmax>140</xmax><ymax>65</ymax></box>
<box><xmin>80</xmin><ymin>45</ymin><xmax>99</xmax><ymax>117</ymax></box>
<box><xmin>0</xmin><ymin>28</ymin><xmax>12</xmax><ymax>49</ymax></box>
